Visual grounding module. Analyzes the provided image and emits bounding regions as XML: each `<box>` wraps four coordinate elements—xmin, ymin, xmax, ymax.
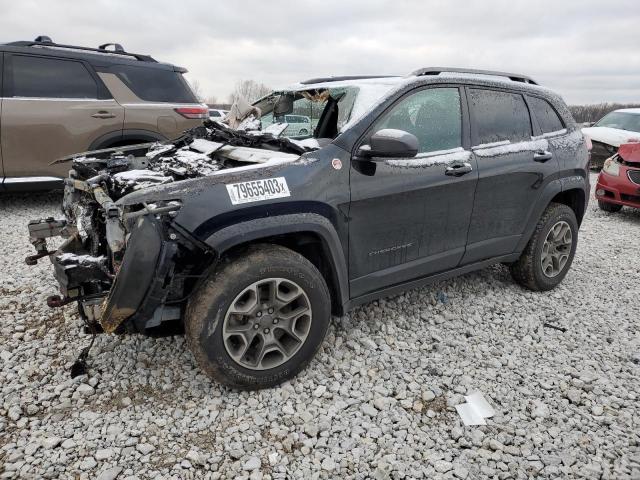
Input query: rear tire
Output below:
<box><xmin>510</xmin><ymin>203</ymin><xmax>578</xmax><ymax>291</ymax></box>
<box><xmin>598</xmin><ymin>200</ymin><xmax>622</xmax><ymax>213</ymax></box>
<box><xmin>184</xmin><ymin>244</ymin><xmax>331</xmax><ymax>390</ymax></box>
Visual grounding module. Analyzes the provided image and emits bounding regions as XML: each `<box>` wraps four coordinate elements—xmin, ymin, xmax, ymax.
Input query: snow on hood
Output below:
<box><xmin>581</xmin><ymin>126</ymin><xmax>640</xmax><ymax>147</ymax></box>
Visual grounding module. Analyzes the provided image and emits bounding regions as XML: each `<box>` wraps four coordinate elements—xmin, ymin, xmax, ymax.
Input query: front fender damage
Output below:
<box><xmin>99</xmin><ymin>215</ymin><xmax>164</xmax><ymax>332</ymax></box>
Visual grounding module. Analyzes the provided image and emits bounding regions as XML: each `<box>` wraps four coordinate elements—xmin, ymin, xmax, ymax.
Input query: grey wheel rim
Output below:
<box><xmin>541</xmin><ymin>220</ymin><xmax>573</xmax><ymax>278</ymax></box>
<box><xmin>222</xmin><ymin>278</ymin><xmax>312</xmax><ymax>370</ymax></box>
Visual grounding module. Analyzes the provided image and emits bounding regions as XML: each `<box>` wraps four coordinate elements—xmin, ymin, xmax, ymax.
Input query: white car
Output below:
<box><xmin>274</xmin><ymin>114</ymin><xmax>313</xmax><ymax>136</ymax></box>
<box><xmin>209</xmin><ymin>109</ymin><xmax>229</xmax><ymax>121</ymax></box>
<box><xmin>582</xmin><ymin>108</ymin><xmax>640</xmax><ymax>168</ymax></box>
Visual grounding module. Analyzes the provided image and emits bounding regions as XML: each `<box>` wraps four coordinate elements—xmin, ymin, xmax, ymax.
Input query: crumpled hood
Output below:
<box><xmin>66</xmin><ymin>122</ymin><xmax>316</xmax><ymax>206</ymax></box>
<box><xmin>582</xmin><ymin>126</ymin><xmax>640</xmax><ymax>147</ymax></box>
<box><xmin>115</xmin><ymin>155</ymin><xmax>298</xmax><ymax>207</ymax></box>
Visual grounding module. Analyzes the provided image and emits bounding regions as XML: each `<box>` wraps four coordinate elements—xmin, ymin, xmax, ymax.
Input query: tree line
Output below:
<box><xmin>569</xmin><ymin>103</ymin><xmax>640</xmax><ymax>124</ymax></box>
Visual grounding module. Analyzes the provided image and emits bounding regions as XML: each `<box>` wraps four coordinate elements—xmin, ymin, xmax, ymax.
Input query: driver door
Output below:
<box><xmin>348</xmin><ymin>86</ymin><xmax>477</xmax><ymax>298</ymax></box>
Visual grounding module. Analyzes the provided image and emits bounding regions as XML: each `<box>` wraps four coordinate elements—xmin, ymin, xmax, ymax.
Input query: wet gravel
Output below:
<box><xmin>1</xmin><ymin>175</ymin><xmax>639</xmax><ymax>479</ymax></box>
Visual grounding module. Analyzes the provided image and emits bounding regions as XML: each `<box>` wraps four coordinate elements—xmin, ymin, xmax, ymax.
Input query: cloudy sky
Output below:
<box><xmin>2</xmin><ymin>0</ymin><xmax>639</xmax><ymax>105</ymax></box>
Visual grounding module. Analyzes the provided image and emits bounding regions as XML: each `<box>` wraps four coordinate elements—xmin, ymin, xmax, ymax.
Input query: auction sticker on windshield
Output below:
<box><xmin>226</xmin><ymin>177</ymin><xmax>291</xmax><ymax>205</ymax></box>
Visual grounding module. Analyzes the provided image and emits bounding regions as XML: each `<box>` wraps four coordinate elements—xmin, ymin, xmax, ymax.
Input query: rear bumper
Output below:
<box><xmin>595</xmin><ymin>170</ymin><xmax>640</xmax><ymax>209</ymax></box>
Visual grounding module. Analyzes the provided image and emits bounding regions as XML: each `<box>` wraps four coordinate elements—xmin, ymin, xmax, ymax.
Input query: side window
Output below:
<box><xmin>11</xmin><ymin>55</ymin><xmax>98</xmax><ymax>99</ymax></box>
<box><xmin>373</xmin><ymin>88</ymin><xmax>462</xmax><ymax>154</ymax></box>
<box><xmin>528</xmin><ymin>96</ymin><xmax>564</xmax><ymax>133</ymax></box>
<box><xmin>469</xmin><ymin>89</ymin><xmax>531</xmax><ymax>145</ymax></box>
<box><xmin>111</xmin><ymin>65</ymin><xmax>196</xmax><ymax>103</ymax></box>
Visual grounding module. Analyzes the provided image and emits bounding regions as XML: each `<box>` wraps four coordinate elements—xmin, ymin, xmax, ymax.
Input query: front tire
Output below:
<box><xmin>598</xmin><ymin>200</ymin><xmax>622</xmax><ymax>213</ymax></box>
<box><xmin>510</xmin><ymin>203</ymin><xmax>578</xmax><ymax>291</ymax></box>
<box><xmin>185</xmin><ymin>244</ymin><xmax>331</xmax><ymax>390</ymax></box>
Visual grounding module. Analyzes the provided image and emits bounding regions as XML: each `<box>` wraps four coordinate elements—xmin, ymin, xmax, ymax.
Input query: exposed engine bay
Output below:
<box><xmin>62</xmin><ymin>120</ymin><xmax>319</xmax><ymax>200</ymax></box>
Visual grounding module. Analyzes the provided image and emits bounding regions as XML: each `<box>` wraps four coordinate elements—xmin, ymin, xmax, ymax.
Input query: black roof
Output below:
<box><xmin>410</xmin><ymin>67</ymin><xmax>538</xmax><ymax>85</ymax></box>
<box><xmin>300</xmin><ymin>75</ymin><xmax>398</xmax><ymax>85</ymax></box>
<box><xmin>0</xmin><ymin>36</ymin><xmax>184</xmax><ymax>71</ymax></box>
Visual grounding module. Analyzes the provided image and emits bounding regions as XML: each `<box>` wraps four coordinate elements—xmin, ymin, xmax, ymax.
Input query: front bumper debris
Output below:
<box><xmin>26</xmin><ymin>217</ymin><xmax>72</xmax><ymax>265</ymax></box>
<box><xmin>26</xmin><ymin>206</ymin><xmax>182</xmax><ymax>334</ymax></box>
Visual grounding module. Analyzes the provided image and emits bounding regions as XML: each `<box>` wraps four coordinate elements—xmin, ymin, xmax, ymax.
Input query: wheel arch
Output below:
<box><xmin>204</xmin><ymin>213</ymin><xmax>349</xmax><ymax>316</ymax></box>
<box><xmin>515</xmin><ymin>179</ymin><xmax>587</xmax><ymax>254</ymax></box>
<box><xmin>89</xmin><ymin>129</ymin><xmax>168</xmax><ymax>150</ymax></box>
<box><xmin>550</xmin><ymin>188</ymin><xmax>586</xmax><ymax>226</ymax></box>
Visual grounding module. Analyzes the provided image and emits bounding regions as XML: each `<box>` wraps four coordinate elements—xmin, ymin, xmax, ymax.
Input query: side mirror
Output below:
<box><xmin>583</xmin><ymin>121</ymin><xmax>594</xmax><ymax>128</ymax></box>
<box><xmin>357</xmin><ymin>129</ymin><xmax>419</xmax><ymax>159</ymax></box>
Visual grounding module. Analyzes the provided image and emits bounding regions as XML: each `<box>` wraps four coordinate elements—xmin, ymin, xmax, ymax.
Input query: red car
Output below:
<box><xmin>595</xmin><ymin>142</ymin><xmax>640</xmax><ymax>212</ymax></box>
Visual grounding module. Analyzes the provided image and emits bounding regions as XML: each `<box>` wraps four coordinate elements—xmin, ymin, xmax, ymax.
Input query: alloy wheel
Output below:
<box><xmin>541</xmin><ymin>220</ymin><xmax>573</xmax><ymax>278</ymax></box>
<box><xmin>222</xmin><ymin>278</ymin><xmax>312</xmax><ymax>370</ymax></box>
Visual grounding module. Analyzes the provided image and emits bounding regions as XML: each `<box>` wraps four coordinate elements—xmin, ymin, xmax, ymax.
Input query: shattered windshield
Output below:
<box><xmin>595</xmin><ymin>112</ymin><xmax>640</xmax><ymax>132</ymax></box>
<box><xmin>257</xmin><ymin>87</ymin><xmax>359</xmax><ymax>139</ymax></box>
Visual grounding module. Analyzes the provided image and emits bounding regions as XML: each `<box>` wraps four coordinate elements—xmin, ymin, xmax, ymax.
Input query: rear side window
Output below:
<box><xmin>469</xmin><ymin>89</ymin><xmax>532</xmax><ymax>145</ymax></box>
<box><xmin>112</xmin><ymin>65</ymin><xmax>197</xmax><ymax>103</ymax></box>
<box><xmin>10</xmin><ymin>55</ymin><xmax>98</xmax><ymax>99</ymax></box>
<box><xmin>528</xmin><ymin>96</ymin><xmax>564</xmax><ymax>133</ymax></box>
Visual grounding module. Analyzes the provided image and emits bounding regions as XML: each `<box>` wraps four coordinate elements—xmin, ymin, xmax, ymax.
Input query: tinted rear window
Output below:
<box><xmin>11</xmin><ymin>55</ymin><xmax>98</xmax><ymax>99</ymax></box>
<box><xmin>528</xmin><ymin>96</ymin><xmax>564</xmax><ymax>133</ymax></box>
<box><xmin>113</xmin><ymin>65</ymin><xmax>197</xmax><ymax>103</ymax></box>
<box><xmin>470</xmin><ymin>89</ymin><xmax>532</xmax><ymax>145</ymax></box>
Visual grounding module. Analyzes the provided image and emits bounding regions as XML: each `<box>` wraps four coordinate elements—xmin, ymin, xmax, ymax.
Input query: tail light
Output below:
<box><xmin>175</xmin><ymin>106</ymin><xmax>208</xmax><ymax>119</ymax></box>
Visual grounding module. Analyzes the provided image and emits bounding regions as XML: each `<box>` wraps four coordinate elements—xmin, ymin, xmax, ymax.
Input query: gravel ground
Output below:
<box><xmin>1</xmin><ymin>175</ymin><xmax>639</xmax><ymax>479</ymax></box>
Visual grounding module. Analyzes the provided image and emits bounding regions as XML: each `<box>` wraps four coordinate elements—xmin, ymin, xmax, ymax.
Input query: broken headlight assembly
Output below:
<box><xmin>602</xmin><ymin>157</ymin><xmax>620</xmax><ymax>176</ymax></box>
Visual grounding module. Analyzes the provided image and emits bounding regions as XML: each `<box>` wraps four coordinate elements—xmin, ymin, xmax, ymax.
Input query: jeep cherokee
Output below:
<box><xmin>26</xmin><ymin>67</ymin><xmax>590</xmax><ymax>389</ymax></box>
<box><xmin>0</xmin><ymin>36</ymin><xmax>207</xmax><ymax>191</ymax></box>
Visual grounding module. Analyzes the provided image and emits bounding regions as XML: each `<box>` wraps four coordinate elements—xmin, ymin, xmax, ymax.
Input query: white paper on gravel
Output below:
<box><xmin>455</xmin><ymin>392</ymin><xmax>496</xmax><ymax>426</ymax></box>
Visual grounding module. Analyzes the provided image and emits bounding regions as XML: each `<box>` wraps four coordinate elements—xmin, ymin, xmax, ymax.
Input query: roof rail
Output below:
<box><xmin>300</xmin><ymin>75</ymin><xmax>397</xmax><ymax>85</ymax></box>
<box><xmin>6</xmin><ymin>36</ymin><xmax>157</xmax><ymax>62</ymax></box>
<box><xmin>410</xmin><ymin>67</ymin><xmax>538</xmax><ymax>85</ymax></box>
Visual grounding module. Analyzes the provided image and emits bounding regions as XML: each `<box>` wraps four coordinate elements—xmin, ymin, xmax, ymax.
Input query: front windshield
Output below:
<box><xmin>257</xmin><ymin>87</ymin><xmax>359</xmax><ymax>139</ymax></box>
<box><xmin>595</xmin><ymin>112</ymin><xmax>640</xmax><ymax>132</ymax></box>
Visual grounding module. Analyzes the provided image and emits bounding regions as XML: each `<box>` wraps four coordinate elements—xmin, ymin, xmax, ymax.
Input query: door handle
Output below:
<box><xmin>445</xmin><ymin>162</ymin><xmax>473</xmax><ymax>176</ymax></box>
<box><xmin>91</xmin><ymin>111</ymin><xmax>116</xmax><ymax>119</ymax></box>
<box><xmin>534</xmin><ymin>150</ymin><xmax>553</xmax><ymax>162</ymax></box>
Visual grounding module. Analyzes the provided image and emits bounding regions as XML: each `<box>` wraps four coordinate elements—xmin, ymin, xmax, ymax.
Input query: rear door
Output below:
<box><xmin>348</xmin><ymin>86</ymin><xmax>477</xmax><ymax>297</ymax></box>
<box><xmin>1</xmin><ymin>53</ymin><xmax>124</xmax><ymax>180</ymax></box>
<box><xmin>95</xmin><ymin>64</ymin><xmax>201</xmax><ymax>141</ymax></box>
<box><xmin>462</xmin><ymin>87</ymin><xmax>560</xmax><ymax>264</ymax></box>
<box><xmin>526</xmin><ymin>95</ymin><xmax>570</xmax><ymax>168</ymax></box>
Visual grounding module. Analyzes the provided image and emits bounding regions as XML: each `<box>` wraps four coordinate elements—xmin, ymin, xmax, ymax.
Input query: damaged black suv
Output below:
<box><xmin>27</xmin><ymin>68</ymin><xmax>590</xmax><ymax>389</ymax></box>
